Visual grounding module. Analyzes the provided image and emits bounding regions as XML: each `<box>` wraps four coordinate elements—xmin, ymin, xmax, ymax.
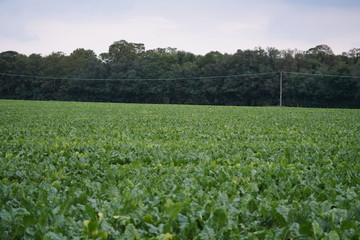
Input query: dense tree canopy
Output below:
<box><xmin>0</xmin><ymin>40</ymin><xmax>359</xmax><ymax>108</ymax></box>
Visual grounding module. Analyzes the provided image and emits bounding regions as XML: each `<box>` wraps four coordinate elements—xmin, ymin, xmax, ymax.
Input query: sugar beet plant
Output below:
<box><xmin>0</xmin><ymin>100</ymin><xmax>359</xmax><ymax>239</ymax></box>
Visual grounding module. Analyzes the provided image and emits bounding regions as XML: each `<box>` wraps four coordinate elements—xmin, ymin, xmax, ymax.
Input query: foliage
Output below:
<box><xmin>0</xmin><ymin>100</ymin><xmax>359</xmax><ymax>239</ymax></box>
<box><xmin>0</xmin><ymin>41</ymin><xmax>360</xmax><ymax>108</ymax></box>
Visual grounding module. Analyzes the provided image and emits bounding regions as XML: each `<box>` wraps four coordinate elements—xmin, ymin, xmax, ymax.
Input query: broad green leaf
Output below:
<box><xmin>328</xmin><ymin>230</ymin><xmax>340</xmax><ymax>240</ymax></box>
<box><xmin>312</xmin><ymin>220</ymin><xmax>323</xmax><ymax>237</ymax></box>
<box><xmin>276</xmin><ymin>205</ymin><xmax>291</xmax><ymax>223</ymax></box>
<box><xmin>212</xmin><ymin>208</ymin><xmax>228</xmax><ymax>229</ymax></box>
<box><xmin>199</xmin><ymin>226</ymin><xmax>215</xmax><ymax>240</ymax></box>
<box><xmin>164</xmin><ymin>199</ymin><xmax>182</xmax><ymax>219</ymax></box>
<box><xmin>124</xmin><ymin>224</ymin><xmax>140</xmax><ymax>240</ymax></box>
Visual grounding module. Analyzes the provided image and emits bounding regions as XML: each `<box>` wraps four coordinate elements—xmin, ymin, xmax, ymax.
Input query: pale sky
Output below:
<box><xmin>1</xmin><ymin>0</ymin><xmax>359</xmax><ymax>56</ymax></box>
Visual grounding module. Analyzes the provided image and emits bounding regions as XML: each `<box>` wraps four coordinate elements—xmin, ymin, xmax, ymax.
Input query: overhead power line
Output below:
<box><xmin>1</xmin><ymin>71</ymin><xmax>360</xmax><ymax>82</ymax></box>
<box><xmin>285</xmin><ymin>71</ymin><xmax>360</xmax><ymax>79</ymax></box>
<box><xmin>0</xmin><ymin>72</ymin><xmax>276</xmax><ymax>81</ymax></box>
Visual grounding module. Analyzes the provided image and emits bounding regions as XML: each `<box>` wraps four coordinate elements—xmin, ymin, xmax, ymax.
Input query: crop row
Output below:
<box><xmin>0</xmin><ymin>100</ymin><xmax>359</xmax><ymax>239</ymax></box>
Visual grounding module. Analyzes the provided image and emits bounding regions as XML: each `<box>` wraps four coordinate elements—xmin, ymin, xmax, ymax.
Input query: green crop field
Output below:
<box><xmin>0</xmin><ymin>100</ymin><xmax>359</xmax><ymax>239</ymax></box>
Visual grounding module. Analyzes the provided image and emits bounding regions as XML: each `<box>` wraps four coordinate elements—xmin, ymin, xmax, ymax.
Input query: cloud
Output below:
<box><xmin>8</xmin><ymin>16</ymin><xmax>179</xmax><ymax>54</ymax></box>
<box><xmin>266</xmin><ymin>4</ymin><xmax>360</xmax><ymax>52</ymax></box>
<box><xmin>0</xmin><ymin>0</ymin><xmax>359</xmax><ymax>56</ymax></box>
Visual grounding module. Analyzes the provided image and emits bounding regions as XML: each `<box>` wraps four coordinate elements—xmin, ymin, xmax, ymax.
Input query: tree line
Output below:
<box><xmin>0</xmin><ymin>40</ymin><xmax>359</xmax><ymax>108</ymax></box>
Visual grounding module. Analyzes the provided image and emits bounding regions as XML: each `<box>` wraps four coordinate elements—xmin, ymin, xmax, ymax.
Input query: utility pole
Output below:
<box><xmin>279</xmin><ymin>70</ymin><xmax>283</xmax><ymax>107</ymax></box>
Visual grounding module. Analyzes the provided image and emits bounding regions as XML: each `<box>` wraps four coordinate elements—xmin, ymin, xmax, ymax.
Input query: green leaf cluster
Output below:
<box><xmin>0</xmin><ymin>100</ymin><xmax>359</xmax><ymax>239</ymax></box>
